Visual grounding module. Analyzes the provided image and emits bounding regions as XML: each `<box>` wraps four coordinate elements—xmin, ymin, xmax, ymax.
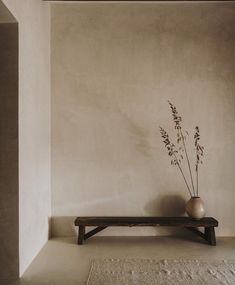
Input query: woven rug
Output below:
<box><xmin>87</xmin><ymin>259</ymin><xmax>235</xmax><ymax>285</ymax></box>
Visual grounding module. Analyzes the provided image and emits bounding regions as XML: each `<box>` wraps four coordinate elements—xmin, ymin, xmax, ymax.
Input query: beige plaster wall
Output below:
<box><xmin>2</xmin><ymin>0</ymin><xmax>51</xmax><ymax>276</ymax></box>
<box><xmin>0</xmin><ymin>2</ymin><xmax>18</xmax><ymax>281</ymax></box>
<box><xmin>51</xmin><ymin>3</ymin><xmax>235</xmax><ymax>237</ymax></box>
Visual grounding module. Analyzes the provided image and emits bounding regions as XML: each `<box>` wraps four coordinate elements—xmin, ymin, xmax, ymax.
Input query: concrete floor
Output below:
<box><xmin>10</xmin><ymin>235</ymin><xmax>234</xmax><ymax>285</ymax></box>
<box><xmin>0</xmin><ymin>234</ymin><xmax>233</xmax><ymax>285</ymax></box>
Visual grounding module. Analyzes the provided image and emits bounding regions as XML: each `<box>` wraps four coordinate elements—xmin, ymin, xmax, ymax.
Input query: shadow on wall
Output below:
<box><xmin>50</xmin><ymin>216</ymin><xmax>77</xmax><ymax>238</ymax></box>
<box><xmin>50</xmin><ymin>195</ymin><xmax>189</xmax><ymax>238</ymax></box>
<box><xmin>118</xmin><ymin>108</ymin><xmax>152</xmax><ymax>158</ymax></box>
<box><xmin>145</xmin><ymin>194</ymin><xmax>187</xmax><ymax>217</ymax></box>
<box><xmin>145</xmin><ymin>194</ymin><xmax>189</xmax><ymax>237</ymax></box>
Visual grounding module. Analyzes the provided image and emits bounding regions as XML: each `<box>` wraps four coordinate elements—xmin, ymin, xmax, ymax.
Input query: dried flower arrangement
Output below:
<box><xmin>160</xmin><ymin>101</ymin><xmax>204</xmax><ymax>198</ymax></box>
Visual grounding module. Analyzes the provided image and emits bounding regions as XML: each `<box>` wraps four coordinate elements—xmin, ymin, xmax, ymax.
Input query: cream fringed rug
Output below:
<box><xmin>87</xmin><ymin>259</ymin><xmax>235</xmax><ymax>285</ymax></box>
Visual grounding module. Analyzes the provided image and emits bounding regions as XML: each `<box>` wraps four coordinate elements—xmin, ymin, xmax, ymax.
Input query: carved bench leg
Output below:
<box><xmin>78</xmin><ymin>226</ymin><xmax>85</xmax><ymax>245</ymax></box>
<box><xmin>205</xmin><ymin>227</ymin><xmax>216</xmax><ymax>246</ymax></box>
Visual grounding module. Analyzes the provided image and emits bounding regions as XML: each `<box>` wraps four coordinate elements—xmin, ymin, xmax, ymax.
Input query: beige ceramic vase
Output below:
<box><xmin>186</xmin><ymin>197</ymin><xmax>205</xmax><ymax>220</ymax></box>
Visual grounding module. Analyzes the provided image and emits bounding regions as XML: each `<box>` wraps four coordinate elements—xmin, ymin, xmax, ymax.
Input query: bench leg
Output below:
<box><xmin>85</xmin><ymin>226</ymin><xmax>107</xmax><ymax>240</ymax></box>
<box><xmin>205</xmin><ymin>227</ymin><xmax>216</xmax><ymax>246</ymax></box>
<box><xmin>185</xmin><ymin>226</ymin><xmax>217</xmax><ymax>246</ymax></box>
<box><xmin>78</xmin><ymin>226</ymin><xmax>85</xmax><ymax>245</ymax></box>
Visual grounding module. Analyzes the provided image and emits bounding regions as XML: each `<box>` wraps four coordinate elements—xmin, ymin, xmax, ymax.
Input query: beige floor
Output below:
<box><xmin>15</xmin><ymin>234</ymin><xmax>235</xmax><ymax>285</ymax></box>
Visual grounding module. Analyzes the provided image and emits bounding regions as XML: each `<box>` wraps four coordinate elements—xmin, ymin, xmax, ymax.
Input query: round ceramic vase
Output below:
<box><xmin>186</xmin><ymin>197</ymin><xmax>205</xmax><ymax>220</ymax></box>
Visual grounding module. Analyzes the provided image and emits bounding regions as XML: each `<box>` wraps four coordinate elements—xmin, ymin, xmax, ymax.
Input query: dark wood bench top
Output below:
<box><xmin>75</xmin><ymin>216</ymin><xmax>218</xmax><ymax>227</ymax></box>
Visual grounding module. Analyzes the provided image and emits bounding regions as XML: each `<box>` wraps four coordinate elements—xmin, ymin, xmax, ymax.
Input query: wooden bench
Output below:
<box><xmin>74</xmin><ymin>216</ymin><xmax>218</xmax><ymax>246</ymax></box>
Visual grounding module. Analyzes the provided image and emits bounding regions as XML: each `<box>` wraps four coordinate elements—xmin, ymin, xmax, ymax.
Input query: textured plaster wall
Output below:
<box><xmin>0</xmin><ymin>1</ymin><xmax>18</xmax><ymax>280</ymax></box>
<box><xmin>51</xmin><ymin>3</ymin><xmax>235</xmax><ymax>237</ymax></box>
<box><xmin>2</xmin><ymin>0</ymin><xmax>51</xmax><ymax>276</ymax></box>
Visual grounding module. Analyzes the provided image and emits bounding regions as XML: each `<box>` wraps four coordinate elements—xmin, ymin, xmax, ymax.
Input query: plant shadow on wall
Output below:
<box><xmin>117</xmin><ymin>106</ymin><xmax>153</xmax><ymax>158</ymax></box>
<box><xmin>159</xmin><ymin>101</ymin><xmax>205</xmax><ymax>220</ymax></box>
